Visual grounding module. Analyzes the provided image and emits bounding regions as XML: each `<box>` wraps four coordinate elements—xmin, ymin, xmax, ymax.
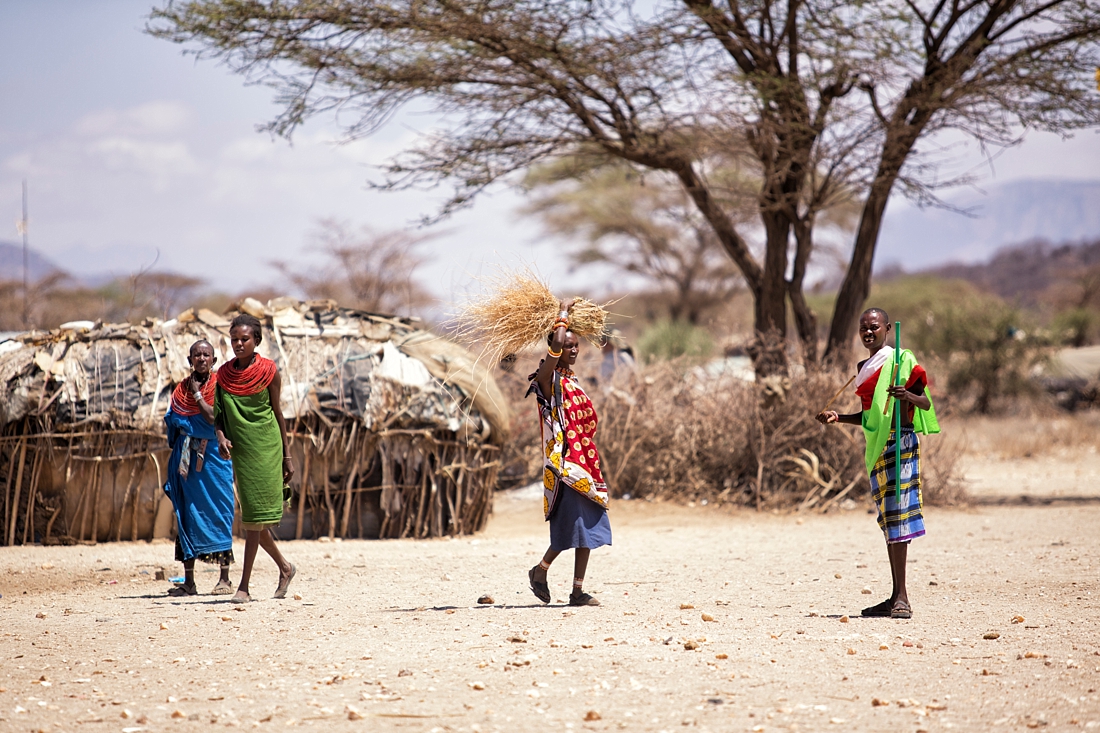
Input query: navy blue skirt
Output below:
<box><xmin>549</xmin><ymin>484</ymin><xmax>612</xmax><ymax>551</ymax></box>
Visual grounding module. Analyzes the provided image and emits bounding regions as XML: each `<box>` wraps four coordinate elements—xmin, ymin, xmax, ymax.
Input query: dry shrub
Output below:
<box><xmin>454</xmin><ymin>269</ymin><xmax>610</xmax><ymax>366</ymax></box>
<box><xmin>920</xmin><ymin>432</ymin><xmax>968</xmax><ymax>506</ymax></box>
<box><xmin>496</xmin><ymin>358</ymin><xmax>967</xmax><ymax>509</ymax></box>
<box><xmin>592</xmin><ymin>363</ymin><xmax>868</xmax><ymax>510</ymax></box>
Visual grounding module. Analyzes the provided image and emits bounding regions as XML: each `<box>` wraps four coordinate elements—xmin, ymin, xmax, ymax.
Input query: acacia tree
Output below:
<box><xmin>272</xmin><ymin>220</ymin><xmax>432</xmax><ymax>315</ymax></box>
<box><xmin>149</xmin><ymin>0</ymin><xmax>1100</xmax><ymax>372</ymax></box>
<box><xmin>522</xmin><ymin>161</ymin><xmax>749</xmax><ymax>324</ymax></box>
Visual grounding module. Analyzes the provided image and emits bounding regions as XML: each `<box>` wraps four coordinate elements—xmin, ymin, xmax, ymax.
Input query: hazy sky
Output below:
<box><xmin>2</xmin><ymin>1</ymin><xmax>1098</xmax><ymax>305</ymax></box>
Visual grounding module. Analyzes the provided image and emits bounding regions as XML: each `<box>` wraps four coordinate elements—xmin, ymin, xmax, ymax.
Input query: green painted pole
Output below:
<box><xmin>893</xmin><ymin>321</ymin><xmax>903</xmax><ymax>504</ymax></box>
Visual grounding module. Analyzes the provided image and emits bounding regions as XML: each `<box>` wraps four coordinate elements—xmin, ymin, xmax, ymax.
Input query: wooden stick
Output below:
<box><xmin>2</xmin><ymin>441</ymin><xmax>18</xmax><ymax>545</ymax></box>
<box><xmin>296</xmin><ymin>447</ymin><xmax>311</xmax><ymax>540</ymax></box>
<box><xmin>882</xmin><ymin>361</ymin><xmax>899</xmax><ymax>415</ymax></box>
<box><xmin>115</xmin><ymin>457</ymin><xmax>142</xmax><ymax>542</ymax></box>
<box><xmin>819</xmin><ymin>374</ymin><xmax>856</xmax><ymax>414</ymax></box>
<box><xmin>22</xmin><ymin>446</ymin><xmax>45</xmax><ymax>545</ymax></box>
<box><xmin>7</xmin><ymin>439</ymin><xmax>27</xmax><ymax>546</ymax></box>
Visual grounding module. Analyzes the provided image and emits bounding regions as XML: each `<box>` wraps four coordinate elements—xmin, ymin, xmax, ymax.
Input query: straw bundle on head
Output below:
<box><xmin>454</xmin><ymin>269</ymin><xmax>610</xmax><ymax>366</ymax></box>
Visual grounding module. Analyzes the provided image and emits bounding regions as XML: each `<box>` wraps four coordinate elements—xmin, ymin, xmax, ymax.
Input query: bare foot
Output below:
<box><xmin>210</xmin><ymin>579</ymin><xmax>233</xmax><ymax>595</ymax></box>
<box><xmin>274</xmin><ymin>564</ymin><xmax>296</xmax><ymax>599</ymax></box>
<box><xmin>230</xmin><ymin>590</ymin><xmax>253</xmax><ymax>604</ymax></box>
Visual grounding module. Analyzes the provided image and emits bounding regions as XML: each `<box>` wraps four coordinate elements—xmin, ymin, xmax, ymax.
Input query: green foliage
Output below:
<box><xmin>870</xmin><ymin>277</ymin><xmax>1050</xmax><ymax>414</ymax></box>
<box><xmin>1051</xmin><ymin>307</ymin><xmax>1098</xmax><ymax>348</ymax></box>
<box><xmin>636</xmin><ymin>321</ymin><xmax>713</xmax><ymax>363</ymax></box>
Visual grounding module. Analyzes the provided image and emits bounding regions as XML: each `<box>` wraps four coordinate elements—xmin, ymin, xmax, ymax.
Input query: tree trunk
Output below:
<box><xmin>789</xmin><ymin>218</ymin><xmax>818</xmax><ymax>365</ymax></box>
<box><xmin>825</xmin><ymin>122</ymin><xmax>923</xmax><ymax>364</ymax></box>
<box><xmin>754</xmin><ymin>210</ymin><xmax>792</xmax><ymax>375</ymax></box>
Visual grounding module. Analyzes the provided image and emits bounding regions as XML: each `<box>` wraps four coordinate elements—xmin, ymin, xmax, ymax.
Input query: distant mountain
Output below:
<box><xmin>917</xmin><ymin>238</ymin><xmax>1100</xmax><ymax>306</ymax></box>
<box><xmin>0</xmin><ymin>241</ymin><xmax>67</xmax><ymax>283</ymax></box>
<box><xmin>876</xmin><ymin>179</ymin><xmax>1100</xmax><ymax>271</ymax></box>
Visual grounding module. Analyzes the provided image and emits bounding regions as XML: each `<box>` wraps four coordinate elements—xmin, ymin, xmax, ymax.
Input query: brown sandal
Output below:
<box><xmin>890</xmin><ymin>600</ymin><xmax>912</xmax><ymax>619</ymax></box>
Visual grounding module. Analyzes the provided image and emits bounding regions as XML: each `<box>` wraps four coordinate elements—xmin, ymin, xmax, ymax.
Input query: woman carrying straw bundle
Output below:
<box><xmin>163</xmin><ymin>339</ymin><xmax>234</xmax><ymax>596</ymax></box>
<box><xmin>816</xmin><ymin>307</ymin><xmax>939</xmax><ymax>619</ymax></box>
<box><xmin>215</xmin><ymin>314</ymin><xmax>296</xmax><ymax>604</ymax></box>
<box><xmin>527</xmin><ymin>299</ymin><xmax>611</xmax><ymax>607</ymax></box>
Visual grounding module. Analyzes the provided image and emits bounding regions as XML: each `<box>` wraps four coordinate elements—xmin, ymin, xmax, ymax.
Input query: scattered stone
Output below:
<box><xmin>477</xmin><ymin>595</ymin><xmax>494</xmax><ymax>605</ymax></box>
<box><xmin>507</xmin><ymin>635</ymin><xmax>527</xmax><ymax>643</ymax></box>
<box><xmin>861</xmin><ymin>587</ymin><xmax>872</xmax><ymax>595</ymax></box>
<box><xmin>220</xmin><ymin>616</ymin><xmax>233</xmax><ymax>621</ymax></box>
<box><xmin>159</xmin><ymin>622</ymin><xmax>169</xmax><ymax>630</ymax></box>
<box><xmin>41</xmin><ymin>563</ymin><xmax>54</xmax><ymax>570</ymax></box>
<box><xmin>155</xmin><ymin>568</ymin><xmax>166</xmax><ymax>581</ymax></box>
<box><xmin>171</xmin><ymin>710</ymin><xmax>186</xmax><ymax>719</ymax></box>
<box><xmin>584</xmin><ymin>711</ymin><xmax>601</xmax><ymax>722</ymax></box>
<box><xmin>293</xmin><ymin>594</ymin><xmax>303</xmax><ymax>601</ymax></box>
<box><xmin>701</xmin><ymin>613</ymin><xmax>715</xmax><ymax>622</ymax></box>
<box><xmin>121</xmin><ymin>709</ymin><xmax>133</xmax><ymax>719</ymax></box>
<box><xmin>879</xmin><ymin>644</ymin><xmax>889</xmax><ymax>650</ymax></box>
<box><xmin>1024</xmin><ymin>651</ymin><xmax>1044</xmax><ymax>659</ymax></box>
<box><xmin>469</xmin><ymin>682</ymin><xmax>485</xmax><ymax>690</ymax></box>
<box><xmin>346</xmin><ymin>704</ymin><xmax>363</xmax><ymax>720</ymax></box>
<box><xmin>680</xmin><ymin>603</ymin><xmax>694</xmax><ymax>610</ymax></box>
<box><xmin>983</xmin><ymin>632</ymin><xmax>1000</xmax><ymax>640</ymax></box>
<box><xmin>35</xmin><ymin>612</ymin><xmax>46</xmax><ymax>619</ymax></box>
<box><xmin>397</xmin><ymin>669</ymin><xmax>412</xmax><ymax>677</ymax></box>
<box><xmin>872</xmin><ymin>698</ymin><xmax>887</xmax><ymax>706</ymax></box>
<box><xmin>684</xmin><ymin>640</ymin><xmax>699</xmax><ymax>651</ymax></box>
<box><xmin>1012</xmin><ymin>615</ymin><xmax>1025</xmax><ymax>624</ymax></box>
<box><xmin>929</xmin><ymin>581</ymin><xmax>938</xmax><ymax>586</ymax></box>
<box><xmin>839</xmin><ymin>615</ymin><xmax>849</xmax><ymax>623</ymax></box>
<box><xmin>834</xmin><ymin>573</ymin><xmax>842</xmax><ymax>579</ymax></box>
<box><xmin>715</xmin><ymin>654</ymin><xmax>728</xmax><ymax>660</ymax></box>
<box><xmin>847</xmin><ymin>648</ymin><xmax>857</xmax><ymax>655</ymax></box>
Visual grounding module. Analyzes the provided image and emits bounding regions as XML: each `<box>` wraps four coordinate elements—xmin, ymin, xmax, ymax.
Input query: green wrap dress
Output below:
<box><xmin>215</xmin><ymin>354</ymin><xmax>284</xmax><ymax>530</ymax></box>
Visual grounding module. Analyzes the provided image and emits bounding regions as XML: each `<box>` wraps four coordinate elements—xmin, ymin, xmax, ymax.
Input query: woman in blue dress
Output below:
<box><xmin>163</xmin><ymin>340</ymin><xmax>235</xmax><ymax>596</ymax></box>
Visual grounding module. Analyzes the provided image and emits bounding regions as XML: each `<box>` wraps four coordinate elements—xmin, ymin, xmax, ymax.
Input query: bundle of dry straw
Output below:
<box><xmin>455</xmin><ymin>270</ymin><xmax>610</xmax><ymax>366</ymax></box>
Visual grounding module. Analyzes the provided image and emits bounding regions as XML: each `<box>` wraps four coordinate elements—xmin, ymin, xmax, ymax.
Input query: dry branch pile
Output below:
<box><xmin>0</xmin><ymin>298</ymin><xmax>511</xmax><ymax>546</ymax></box>
<box><xmin>502</xmin><ymin>359</ymin><xmax>964</xmax><ymax>510</ymax></box>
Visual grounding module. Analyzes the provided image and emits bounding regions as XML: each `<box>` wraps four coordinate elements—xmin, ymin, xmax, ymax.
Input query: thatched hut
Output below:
<box><xmin>0</xmin><ymin>298</ymin><xmax>510</xmax><ymax>546</ymax></box>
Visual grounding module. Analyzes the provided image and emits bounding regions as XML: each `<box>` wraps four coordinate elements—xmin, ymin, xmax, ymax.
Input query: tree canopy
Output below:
<box><xmin>150</xmin><ymin>0</ymin><xmax>1100</xmax><ymax>370</ymax></box>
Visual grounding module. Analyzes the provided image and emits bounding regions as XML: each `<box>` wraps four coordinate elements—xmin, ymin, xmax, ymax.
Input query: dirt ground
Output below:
<box><xmin>2</xmin><ymin>472</ymin><xmax>1099</xmax><ymax>732</ymax></box>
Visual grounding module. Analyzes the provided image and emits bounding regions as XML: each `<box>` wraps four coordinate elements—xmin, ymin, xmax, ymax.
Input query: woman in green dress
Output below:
<box><xmin>215</xmin><ymin>314</ymin><xmax>296</xmax><ymax>603</ymax></box>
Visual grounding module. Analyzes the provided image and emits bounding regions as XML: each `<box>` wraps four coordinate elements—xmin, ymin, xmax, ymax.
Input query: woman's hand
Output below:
<box><xmin>816</xmin><ymin>410</ymin><xmax>839</xmax><ymax>425</ymax></box>
<box><xmin>218</xmin><ymin>436</ymin><xmax>233</xmax><ymax>460</ymax></box>
<box><xmin>282</xmin><ymin>455</ymin><xmax>295</xmax><ymax>483</ymax></box>
<box><xmin>559</xmin><ymin>298</ymin><xmax>576</xmax><ymax>314</ymax></box>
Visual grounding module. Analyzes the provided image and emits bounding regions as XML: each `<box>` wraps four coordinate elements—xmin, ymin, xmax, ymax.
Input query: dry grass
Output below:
<box><xmin>454</xmin><ymin>269</ymin><xmax>610</xmax><ymax>366</ymax></box>
<box><xmin>497</xmin><ymin>359</ymin><xmax>965</xmax><ymax>510</ymax></box>
<box><xmin>954</xmin><ymin>410</ymin><xmax>1100</xmax><ymax>460</ymax></box>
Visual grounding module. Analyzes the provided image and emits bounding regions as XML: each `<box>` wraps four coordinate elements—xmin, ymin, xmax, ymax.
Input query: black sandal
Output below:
<box><xmin>528</xmin><ymin>566</ymin><xmax>550</xmax><ymax>604</ymax></box>
<box><xmin>890</xmin><ymin>600</ymin><xmax>912</xmax><ymax>619</ymax></box>
<box><xmin>861</xmin><ymin>598</ymin><xmax>893</xmax><ymax>617</ymax></box>
<box><xmin>568</xmin><ymin>590</ymin><xmax>600</xmax><ymax>607</ymax></box>
<box><xmin>166</xmin><ymin>584</ymin><xmax>197</xmax><ymax>597</ymax></box>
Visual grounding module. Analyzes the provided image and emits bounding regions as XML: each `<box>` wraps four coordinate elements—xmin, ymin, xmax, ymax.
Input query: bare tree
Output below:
<box><xmin>523</xmin><ymin>160</ymin><xmax>747</xmax><ymax>324</ymax></box>
<box><xmin>273</xmin><ymin>220</ymin><xmax>432</xmax><ymax>315</ymax></box>
<box><xmin>149</xmin><ymin>0</ymin><xmax>1100</xmax><ymax>372</ymax></box>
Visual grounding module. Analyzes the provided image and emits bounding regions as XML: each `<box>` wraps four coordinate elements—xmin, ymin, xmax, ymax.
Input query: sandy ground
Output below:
<box><xmin>2</xmin><ymin>487</ymin><xmax>1099</xmax><ymax>732</ymax></box>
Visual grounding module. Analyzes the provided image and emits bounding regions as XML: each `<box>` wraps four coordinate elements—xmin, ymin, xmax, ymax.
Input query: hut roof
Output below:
<box><xmin>0</xmin><ymin>297</ymin><xmax>511</xmax><ymax>444</ymax></box>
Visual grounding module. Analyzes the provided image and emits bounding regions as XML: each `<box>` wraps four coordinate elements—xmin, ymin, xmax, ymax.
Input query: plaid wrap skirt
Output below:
<box><xmin>869</xmin><ymin>427</ymin><xmax>925</xmax><ymax>544</ymax></box>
